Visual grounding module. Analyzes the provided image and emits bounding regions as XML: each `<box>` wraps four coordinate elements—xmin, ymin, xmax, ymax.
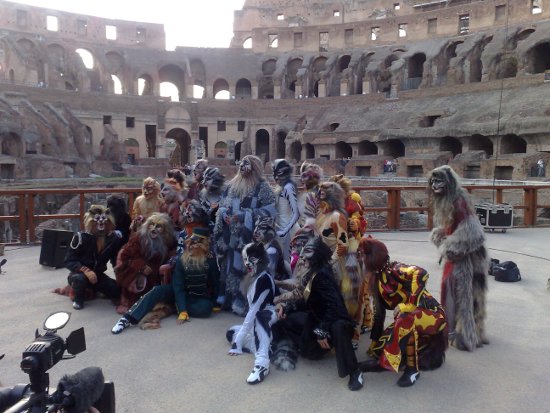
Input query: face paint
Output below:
<box><xmin>148</xmin><ymin>221</ymin><xmax>164</xmax><ymax>239</ymax></box>
<box><xmin>240</xmin><ymin>158</ymin><xmax>252</xmax><ymax>176</ymax></box>
<box><xmin>430</xmin><ymin>177</ymin><xmax>446</xmax><ymax>194</ymax></box>
<box><xmin>242</xmin><ymin>248</ymin><xmax>259</xmax><ymax>273</ymax></box>
<box><xmin>93</xmin><ymin>213</ymin><xmax>108</xmax><ymax>232</ymax></box>
<box><xmin>143</xmin><ymin>183</ymin><xmax>156</xmax><ymax>199</ymax></box>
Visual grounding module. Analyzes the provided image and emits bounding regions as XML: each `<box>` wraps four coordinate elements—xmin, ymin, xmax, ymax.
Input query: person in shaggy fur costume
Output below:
<box><xmin>428</xmin><ymin>165</ymin><xmax>489</xmax><ymax>351</ymax></box>
<box><xmin>114</xmin><ymin>213</ymin><xmax>176</xmax><ymax>314</ymax></box>
<box><xmin>357</xmin><ymin>236</ymin><xmax>448</xmax><ymax>387</ymax></box>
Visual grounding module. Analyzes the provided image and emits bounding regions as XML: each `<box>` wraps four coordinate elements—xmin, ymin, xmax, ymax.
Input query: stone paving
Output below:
<box><xmin>0</xmin><ymin>228</ymin><xmax>548</xmax><ymax>413</ymax></box>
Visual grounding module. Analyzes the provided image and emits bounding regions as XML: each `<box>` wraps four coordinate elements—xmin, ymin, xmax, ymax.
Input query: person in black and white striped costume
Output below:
<box><xmin>227</xmin><ymin>242</ymin><xmax>277</xmax><ymax>384</ymax></box>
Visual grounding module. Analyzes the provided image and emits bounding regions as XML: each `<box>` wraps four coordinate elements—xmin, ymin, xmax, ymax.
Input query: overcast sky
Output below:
<box><xmin>11</xmin><ymin>0</ymin><xmax>246</xmax><ymax>49</ymax></box>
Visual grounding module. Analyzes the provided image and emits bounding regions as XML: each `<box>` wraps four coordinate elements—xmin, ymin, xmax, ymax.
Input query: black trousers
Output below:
<box><xmin>273</xmin><ymin>311</ymin><xmax>358</xmax><ymax>378</ymax></box>
<box><xmin>68</xmin><ymin>271</ymin><xmax>120</xmax><ymax>303</ymax></box>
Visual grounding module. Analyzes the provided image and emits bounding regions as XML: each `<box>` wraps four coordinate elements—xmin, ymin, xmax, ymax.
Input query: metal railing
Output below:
<box><xmin>1</xmin><ymin>183</ymin><xmax>550</xmax><ymax>244</ymax></box>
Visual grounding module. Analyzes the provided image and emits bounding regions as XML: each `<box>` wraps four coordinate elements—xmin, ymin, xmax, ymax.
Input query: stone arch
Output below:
<box><xmin>166</xmin><ymin>128</ymin><xmax>192</xmax><ymax>165</ymax></box>
<box><xmin>500</xmin><ymin>134</ymin><xmax>526</xmax><ymax>154</ymax></box>
<box><xmin>235</xmin><ymin>78</ymin><xmax>252</xmax><ymax>99</ymax></box>
<box><xmin>290</xmin><ymin>141</ymin><xmax>302</xmax><ymax>163</ymax></box>
<box><xmin>469</xmin><ymin>134</ymin><xmax>493</xmax><ymax>157</ymax></box>
<box><xmin>358</xmin><ymin>140</ymin><xmax>377</xmax><ymax>155</ymax></box>
<box><xmin>1</xmin><ymin>132</ymin><xmax>24</xmax><ymax>157</ymax></box>
<box><xmin>105</xmin><ymin>51</ymin><xmax>124</xmax><ymax>74</ymax></box>
<box><xmin>75</xmin><ymin>48</ymin><xmax>95</xmax><ymax>70</ymax></box>
<box><xmin>356</xmin><ymin>52</ymin><xmax>375</xmax><ymax>94</ymax></box>
<box><xmin>255</xmin><ymin>129</ymin><xmax>270</xmax><ymax>162</ymax></box>
<box><xmin>284</xmin><ymin>57</ymin><xmax>302</xmax><ymax>98</ymax></box>
<box><xmin>123</xmin><ymin>138</ymin><xmax>139</xmax><ymax>164</ymax></box>
<box><xmin>436</xmin><ymin>40</ymin><xmax>463</xmax><ymax>86</ymax></box>
<box><xmin>213</xmin><ymin>78</ymin><xmax>230</xmax><ymax>99</ymax></box>
<box><xmin>243</xmin><ymin>37</ymin><xmax>252</xmax><ymax>49</ymax></box>
<box><xmin>331</xmin><ymin>54</ymin><xmax>352</xmax><ymax>96</ymax></box>
<box><xmin>47</xmin><ymin>43</ymin><xmax>65</xmax><ymax>71</ymax></box>
<box><xmin>214</xmin><ymin>141</ymin><xmax>228</xmax><ymax>158</ymax></box>
<box><xmin>16</xmin><ymin>38</ymin><xmax>36</xmax><ymax>56</ymax></box>
<box><xmin>440</xmin><ymin>136</ymin><xmax>462</xmax><ymax>157</ymax></box>
<box><xmin>335</xmin><ymin>141</ymin><xmax>352</xmax><ymax>158</ymax></box>
<box><xmin>276</xmin><ymin>130</ymin><xmax>286</xmax><ymax>159</ymax></box>
<box><xmin>304</xmin><ymin>143</ymin><xmax>315</xmax><ymax>159</ymax></box>
<box><xmin>259</xmin><ymin>59</ymin><xmax>276</xmax><ymax>99</ymax></box>
<box><xmin>469</xmin><ymin>35</ymin><xmax>492</xmax><ymax>83</ymax></box>
<box><xmin>376</xmin><ymin>54</ymin><xmax>399</xmax><ymax>94</ymax></box>
<box><xmin>525</xmin><ymin>42</ymin><xmax>550</xmax><ymax>74</ymax></box>
<box><xmin>379</xmin><ymin>139</ymin><xmax>405</xmax><ymax>158</ymax></box>
<box><xmin>159</xmin><ymin>64</ymin><xmax>186</xmax><ymax>101</ymax></box>
<box><xmin>190</xmin><ymin>59</ymin><xmax>206</xmax><ymax>98</ymax></box>
<box><xmin>310</xmin><ymin>56</ymin><xmax>327</xmax><ymax>97</ymax></box>
<box><xmin>406</xmin><ymin>53</ymin><xmax>426</xmax><ymax>90</ymax></box>
<box><xmin>138</xmin><ymin>73</ymin><xmax>154</xmax><ymax>96</ymax></box>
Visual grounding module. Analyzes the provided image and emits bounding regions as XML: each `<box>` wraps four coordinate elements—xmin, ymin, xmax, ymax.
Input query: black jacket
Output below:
<box><xmin>64</xmin><ymin>232</ymin><xmax>120</xmax><ymax>274</ymax></box>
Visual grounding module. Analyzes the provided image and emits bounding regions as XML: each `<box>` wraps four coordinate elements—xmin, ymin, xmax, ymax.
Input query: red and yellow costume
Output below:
<box><xmin>369</xmin><ymin>262</ymin><xmax>448</xmax><ymax>372</ymax></box>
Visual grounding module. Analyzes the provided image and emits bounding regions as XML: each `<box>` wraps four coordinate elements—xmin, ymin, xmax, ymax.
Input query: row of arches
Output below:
<box><xmin>5</xmin><ymin>25</ymin><xmax>550</xmax><ymax>101</ymax></box>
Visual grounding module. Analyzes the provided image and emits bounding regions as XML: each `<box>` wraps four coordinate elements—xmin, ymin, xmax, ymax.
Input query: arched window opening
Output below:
<box><xmin>160</xmin><ymin>82</ymin><xmax>179</xmax><ymax>102</ymax></box>
<box><xmin>358</xmin><ymin>140</ymin><xmax>377</xmax><ymax>155</ymax></box>
<box><xmin>335</xmin><ymin>141</ymin><xmax>352</xmax><ymax>158</ymax></box>
<box><xmin>469</xmin><ymin>134</ymin><xmax>493</xmax><ymax>157</ymax></box>
<box><xmin>236</xmin><ymin>78</ymin><xmax>252</xmax><ymax>99</ymax></box>
<box><xmin>304</xmin><ymin>143</ymin><xmax>315</xmax><ymax>159</ymax></box>
<box><xmin>255</xmin><ymin>129</ymin><xmax>270</xmax><ymax>163</ymax></box>
<box><xmin>111</xmin><ymin>74</ymin><xmax>123</xmax><ymax>94</ymax></box>
<box><xmin>440</xmin><ymin>136</ymin><xmax>462</xmax><ymax>157</ymax></box>
<box><xmin>243</xmin><ymin>37</ymin><xmax>252</xmax><ymax>49</ymax></box>
<box><xmin>500</xmin><ymin>134</ymin><xmax>526</xmax><ymax>154</ymax></box>
<box><xmin>75</xmin><ymin>48</ymin><xmax>94</xmax><ymax>69</ymax></box>
<box><xmin>213</xmin><ymin>78</ymin><xmax>230</xmax><ymax>100</ymax></box>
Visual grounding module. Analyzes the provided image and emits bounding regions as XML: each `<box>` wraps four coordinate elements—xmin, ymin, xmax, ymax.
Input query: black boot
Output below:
<box><xmin>397</xmin><ymin>366</ymin><xmax>420</xmax><ymax>387</ymax></box>
<box><xmin>358</xmin><ymin>357</ymin><xmax>385</xmax><ymax>372</ymax></box>
<box><xmin>347</xmin><ymin>369</ymin><xmax>364</xmax><ymax>391</ymax></box>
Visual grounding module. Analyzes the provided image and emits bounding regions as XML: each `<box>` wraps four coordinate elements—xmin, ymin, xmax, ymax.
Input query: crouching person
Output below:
<box><xmin>272</xmin><ymin>237</ymin><xmax>363</xmax><ymax>391</ymax></box>
<box><xmin>64</xmin><ymin>205</ymin><xmax>121</xmax><ymax>310</ymax></box>
<box><xmin>227</xmin><ymin>242</ymin><xmax>277</xmax><ymax>385</ymax></box>
<box><xmin>112</xmin><ymin>227</ymin><xmax>219</xmax><ymax>334</ymax></box>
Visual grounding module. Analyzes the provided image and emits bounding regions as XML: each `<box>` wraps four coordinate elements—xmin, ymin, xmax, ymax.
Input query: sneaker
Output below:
<box><xmin>348</xmin><ymin>370</ymin><xmax>364</xmax><ymax>391</ymax></box>
<box><xmin>111</xmin><ymin>317</ymin><xmax>131</xmax><ymax>334</ymax></box>
<box><xmin>397</xmin><ymin>367</ymin><xmax>420</xmax><ymax>387</ymax></box>
<box><xmin>72</xmin><ymin>301</ymin><xmax>83</xmax><ymax>310</ymax></box>
<box><xmin>246</xmin><ymin>365</ymin><xmax>269</xmax><ymax>385</ymax></box>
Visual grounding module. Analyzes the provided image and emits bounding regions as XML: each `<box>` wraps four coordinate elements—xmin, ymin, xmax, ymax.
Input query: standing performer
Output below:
<box><xmin>272</xmin><ymin>159</ymin><xmax>300</xmax><ymax>262</ymax></box>
<box><xmin>213</xmin><ymin>155</ymin><xmax>276</xmax><ymax>316</ymax></box>
<box><xmin>298</xmin><ymin>162</ymin><xmax>323</xmax><ymax>227</ymax></box>
<box><xmin>357</xmin><ymin>237</ymin><xmax>448</xmax><ymax>387</ymax></box>
<box><xmin>428</xmin><ymin>165</ymin><xmax>489</xmax><ymax>351</ymax></box>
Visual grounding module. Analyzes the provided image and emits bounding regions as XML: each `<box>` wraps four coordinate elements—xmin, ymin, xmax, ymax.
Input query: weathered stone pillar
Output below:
<box><xmin>340</xmin><ymin>78</ymin><xmax>349</xmax><ymax>96</ymax></box>
<box><xmin>362</xmin><ymin>78</ymin><xmax>371</xmax><ymax>94</ymax></box>
<box><xmin>318</xmin><ymin>80</ymin><xmax>326</xmax><ymax>97</ymax></box>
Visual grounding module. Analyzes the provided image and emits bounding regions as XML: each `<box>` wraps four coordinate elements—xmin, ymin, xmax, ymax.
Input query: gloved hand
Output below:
<box><xmin>177</xmin><ymin>311</ymin><xmax>189</xmax><ymax>324</ymax></box>
<box><xmin>80</xmin><ymin>266</ymin><xmax>97</xmax><ymax>284</ymax></box>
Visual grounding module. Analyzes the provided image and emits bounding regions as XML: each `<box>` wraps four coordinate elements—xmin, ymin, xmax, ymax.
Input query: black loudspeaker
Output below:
<box><xmin>39</xmin><ymin>229</ymin><xmax>74</xmax><ymax>268</ymax></box>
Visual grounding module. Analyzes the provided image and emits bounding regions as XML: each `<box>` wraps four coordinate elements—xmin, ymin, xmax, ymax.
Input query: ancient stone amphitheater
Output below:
<box><xmin>1</xmin><ymin>0</ymin><xmax>550</xmax><ymax>181</ymax></box>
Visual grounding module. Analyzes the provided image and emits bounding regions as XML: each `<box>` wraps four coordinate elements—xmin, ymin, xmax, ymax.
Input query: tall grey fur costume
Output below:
<box><xmin>429</xmin><ymin>165</ymin><xmax>489</xmax><ymax>352</ymax></box>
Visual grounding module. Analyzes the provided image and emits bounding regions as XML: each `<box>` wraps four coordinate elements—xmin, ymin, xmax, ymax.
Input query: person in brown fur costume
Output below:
<box><xmin>428</xmin><ymin>165</ymin><xmax>489</xmax><ymax>351</ymax></box>
<box><xmin>131</xmin><ymin>177</ymin><xmax>164</xmax><ymax>229</ymax></box>
<box><xmin>114</xmin><ymin>213</ymin><xmax>176</xmax><ymax>314</ymax></box>
<box><xmin>330</xmin><ymin>174</ymin><xmax>372</xmax><ymax>346</ymax></box>
<box><xmin>64</xmin><ymin>205</ymin><xmax>121</xmax><ymax>310</ymax></box>
<box><xmin>298</xmin><ymin>161</ymin><xmax>323</xmax><ymax>227</ymax></box>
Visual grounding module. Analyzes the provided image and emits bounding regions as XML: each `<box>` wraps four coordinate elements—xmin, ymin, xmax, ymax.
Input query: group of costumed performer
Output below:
<box><xmin>357</xmin><ymin>236</ymin><xmax>448</xmax><ymax>387</ymax></box>
<box><xmin>64</xmin><ymin>205</ymin><xmax>122</xmax><ymax>310</ymax></box>
<box><xmin>213</xmin><ymin>155</ymin><xmax>276</xmax><ymax>316</ymax></box>
<box><xmin>112</xmin><ymin>227</ymin><xmax>219</xmax><ymax>334</ymax></box>
<box><xmin>428</xmin><ymin>165</ymin><xmax>489</xmax><ymax>351</ymax></box>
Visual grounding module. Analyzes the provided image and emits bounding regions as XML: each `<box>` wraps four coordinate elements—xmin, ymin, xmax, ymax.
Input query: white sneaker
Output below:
<box><xmin>246</xmin><ymin>365</ymin><xmax>269</xmax><ymax>384</ymax></box>
<box><xmin>111</xmin><ymin>317</ymin><xmax>131</xmax><ymax>334</ymax></box>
